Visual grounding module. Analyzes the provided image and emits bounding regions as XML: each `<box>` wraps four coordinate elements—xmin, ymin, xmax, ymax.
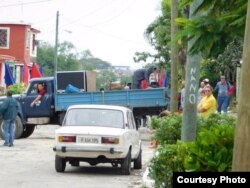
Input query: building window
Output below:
<box><xmin>26</xmin><ymin>29</ymin><xmax>30</xmax><ymax>48</ymax></box>
<box><xmin>0</xmin><ymin>27</ymin><xmax>10</xmax><ymax>49</ymax></box>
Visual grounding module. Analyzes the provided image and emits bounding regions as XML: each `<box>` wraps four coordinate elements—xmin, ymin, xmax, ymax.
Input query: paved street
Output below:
<box><xmin>0</xmin><ymin>125</ymin><xmax>155</xmax><ymax>188</ymax></box>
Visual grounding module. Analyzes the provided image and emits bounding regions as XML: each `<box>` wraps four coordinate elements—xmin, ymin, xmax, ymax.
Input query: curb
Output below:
<box><xmin>142</xmin><ymin>167</ymin><xmax>155</xmax><ymax>188</ymax></box>
<box><xmin>138</xmin><ymin>125</ymin><xmax>156</xmax><ymax>187</ymax></box>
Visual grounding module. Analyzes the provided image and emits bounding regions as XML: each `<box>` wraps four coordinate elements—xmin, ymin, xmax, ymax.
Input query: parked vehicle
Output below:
<box><xmin>53</xmin><ymin>104</ymin><xmax>142</xmax><ymax>175</ymax></box>
<box><xmin>0</xmin><ymin>72</ymin><xmax>169</xmax><ymax>139</ymax></box>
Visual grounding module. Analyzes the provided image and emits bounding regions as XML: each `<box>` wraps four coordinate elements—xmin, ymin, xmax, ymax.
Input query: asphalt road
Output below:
<box><xmin>0</xmin><ymin>125</ymin><xmax>155</xmax><ymax>188</ymax></box>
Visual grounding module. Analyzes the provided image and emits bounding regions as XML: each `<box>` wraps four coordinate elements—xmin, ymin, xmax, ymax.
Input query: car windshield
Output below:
<box><xmin>63</xmin><ymin>108</ymin><xmax>124</xmax><ymax>128</ymax></box>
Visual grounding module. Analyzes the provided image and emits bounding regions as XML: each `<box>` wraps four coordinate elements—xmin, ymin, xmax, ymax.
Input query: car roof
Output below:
<box><xmin>67</xmin><ymin>104</ymin><xmax>131</xmax><ymax>112</ymax></box>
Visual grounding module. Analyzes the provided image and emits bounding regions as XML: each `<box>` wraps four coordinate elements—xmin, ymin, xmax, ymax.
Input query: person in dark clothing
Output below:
<box><xmin>30</xmin><ymin>83</ymin><xmax>46</xmax><ymax>107</ymax></box>
<box><xmin>132</xmin><ymin>66</ymin><xmax>157</xmax><ymax>89</ymax></box>
<box><xmin>0</xmin><ymin>90</ymin><xmax>18</xmax><ymax>147</ymax></box>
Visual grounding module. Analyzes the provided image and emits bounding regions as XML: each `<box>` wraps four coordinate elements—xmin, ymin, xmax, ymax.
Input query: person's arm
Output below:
<box><xmin>0</xmin><ymin>99</ymin><xmax>8</xmax><ymax>113</ymax></box>
<box><xmin>30</xmin><ymin>94</ymin><xmax>42</xmax><ymax>107</ymax></box>
<box><xmin>214</xmin><ymin>82</ymin><xmax>219</xmax><ymax>92</ymax></box>
<box><xmin>30</xmin><ymin>88</ymin><xmax>46</xmax><ymax>107</ymax></box>
<box><xmin>145</xmin><ymin>69</ymin><xmax>154</xmax><ymax>86</ymax></box>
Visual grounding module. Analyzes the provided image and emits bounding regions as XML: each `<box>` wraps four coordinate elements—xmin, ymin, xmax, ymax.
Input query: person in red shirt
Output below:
<box><xmin>227</xmin><ymin>81</ymin><xmax>235</xmax><ymax>109</ymax></box>
<box><xmin>30</xmin><ymin>83</ymin><xmax>46</xmax><ymax>107</ymax></box>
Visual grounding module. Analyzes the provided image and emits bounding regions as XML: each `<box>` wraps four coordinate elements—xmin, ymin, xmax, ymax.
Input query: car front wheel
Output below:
<box><xmin>55</xmin><ymin>155</ymin><xmax>66</xmax><ymax>172</ymax></box>
<box><xmin>121</xmin><ymin>149</ymin><xmax>131</xmax><ymax>175</ymax></box>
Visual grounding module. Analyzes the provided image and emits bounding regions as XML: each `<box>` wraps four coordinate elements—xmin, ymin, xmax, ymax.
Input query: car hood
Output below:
<box><xmin>55</xmin><ymin>126</ymin><xmax>126</xmax><ymax>136</ymax></box>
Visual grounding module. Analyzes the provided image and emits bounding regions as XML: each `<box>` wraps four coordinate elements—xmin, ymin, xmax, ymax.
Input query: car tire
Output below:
<box><xmin>21</xmin><ymin>124</ymin><xmax>35</xmax><ymax>138</ymax></box>
<box><xmin>55</xmin><ymin>155</ymin><xmax>66</xmax><ymax>172</ymax></box>
<box><xmin>121</xmin><ymin>149</ymin><xmax>131</xmax><ymax>175</ymax></box>
<box><xmin>0</xmin><ymin>116</ymin><xmax>23</xmax><ymax>140</ymax></box>
<box><xmin>134</xmin><ymin>148</ymin><xmax>142</xmax><ymax>169</ymax></box>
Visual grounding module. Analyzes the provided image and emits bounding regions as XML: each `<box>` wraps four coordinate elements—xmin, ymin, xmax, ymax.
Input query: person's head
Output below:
<box><xmin>204</xmin><ymin>85</ymin><xmax>213</xmax><ymax>96</ymax></box>
<box><xmin>203</xmin><ymin>78</ymin><xmax>209</xmax><ymax>85</ymax></box>
<box><xmin>7</xmin><ymin>90</ymin><xmax>12</xmax><ymax>97</ymax></box>
<box><xmin>220</xmin><ymin>75</ymin><xmax>226</xmax><ymax>83</ymax></box>
<box><xmin>148</xmin><ymin>66</ymin><xmax>157</xmax><ymax>73</ymax></box>
<box><xmin>200</xmin><ymin>81</ymin><xmax>205</xmax><ymax>88</ymax></box>
<box><xmin>37</xmin><ymin>83</ymin><xmax>44</xmax><ymax>91</ymax></box>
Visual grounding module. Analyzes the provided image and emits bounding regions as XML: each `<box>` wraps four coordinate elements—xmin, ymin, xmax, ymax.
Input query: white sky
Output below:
<box><xmin>0</xmin><ymin>0</ymin><xmax>161</xmax><ymax>69</ymax></box>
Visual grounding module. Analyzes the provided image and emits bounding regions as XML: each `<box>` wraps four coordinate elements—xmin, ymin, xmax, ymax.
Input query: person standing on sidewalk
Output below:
<box><xmin>0</xmin><ymin>90</ymin><xmax>18</xmax><ymax>147</ymax></box>
<box><xmin>214</xmin><ymin>75</ymin><xmax>230</xmax><ymax>113</ymax></box>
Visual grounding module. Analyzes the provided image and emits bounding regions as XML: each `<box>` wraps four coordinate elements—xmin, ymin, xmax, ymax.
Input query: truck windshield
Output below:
<box><xmin>63</xmin><ymin>108</ymin><xmax>124</xmax><ymax>128</ymax></box>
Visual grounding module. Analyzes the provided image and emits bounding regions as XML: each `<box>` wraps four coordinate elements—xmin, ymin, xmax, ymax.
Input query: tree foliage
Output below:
<box><xmin>37</xmin><ymin>41</ymin><xmax>125</xmax><ymax>91</ymax></box>
<box><xmin>177</xmin><ymin>0</ymin><xmax>247</xmax><ymax>58</ymax></box>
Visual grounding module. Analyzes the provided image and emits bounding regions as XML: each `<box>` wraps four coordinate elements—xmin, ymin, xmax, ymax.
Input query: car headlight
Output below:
<box><xmin>101</xmin><ymin>137</ymin><xmax>119</xmax><ymax>144</ymax></box>
<box><xmin>58</xmin><ymin>136</ymin><xmax>76</xmax><ymax>143</ymax></box>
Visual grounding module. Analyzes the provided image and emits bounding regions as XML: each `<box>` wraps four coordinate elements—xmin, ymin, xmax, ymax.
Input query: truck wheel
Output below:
<box><xmin>55</xmin><ymin>155</ymin><xmax>66</xmax><ymax>172</ymax></box>
<box><xmin>134</xmin><ymin>148</ymin><xmax>142</xmax><ymax>169</ymax></box>
<box><xmin>121</xmin><ymin>149</ymin><xmax>131</xmax><ymax>175</ymax></box>
<box><xmin>0</xmin><ymin>116</ymin><xmax>23</xmax><ymax>140</ymax></box>
<box><xmin>21</xmin><ymin>125</ymin><xmax>35</xmax><ymax>138</ymax></box>
<box><xmin>59</xmin><ymin>112</ymin><xmax>66</xmax><ymax>125</ymax></box>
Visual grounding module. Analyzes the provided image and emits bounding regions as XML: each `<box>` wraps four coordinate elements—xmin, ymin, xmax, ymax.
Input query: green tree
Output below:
<box><xmin>57</xmin><ymin>41</ymin><xmax>79</xmax><ymax>71</ymax></box>
<box><xmin>37</xmin><ymin>41</ymin><xmax>80</xmax><ymax>75</ymax></box>
<box><xmin>96</xmin><ymin>70</ymin><xmax>118</xmax><ymax>90</ymax></box>
<box><xmin>135</xmin><ymin>0</ymin><xmax>172</xmax><ymax>69</ymax></box>
<box><xmin>37</xmin><ymin>42</ymin><xmax>55</xmax><ymax>76</ymax></box>
<box><xmin>177</xmin><ymin>0</ymin><xmax>246</xmax><ymax>58</ymax></box>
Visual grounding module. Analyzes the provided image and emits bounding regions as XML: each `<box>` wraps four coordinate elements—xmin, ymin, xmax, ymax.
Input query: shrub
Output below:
<box><xmin>185</xmin><ymin>115</ymin><xmax>235</xmax><ymax>172</ymax></box>
<box><xmin>7</xmin><ymin>83</ymin><xmax>28</xmax><ymax>94</ymax></box>
<box><xmin>150</xmin><ymin>115</ymin><xmax>161</xmax><ymax>130</ymax></box>
<box><xmin>149</xmin><ymin>142</ymin><xmax>187</xmax><ymax>188</ymax></box>
<box><xmin>152</xmin><ymin>114</ymin><xmax>182</xmax><ymax>145</ymax></box>
<box><xmin>148</xmin><ymin>113</ymin><xmax>236</xmax><ymax>187</ymax></box>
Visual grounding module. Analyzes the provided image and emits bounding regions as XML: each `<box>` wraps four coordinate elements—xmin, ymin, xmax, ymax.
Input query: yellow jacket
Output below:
<box><xmin>197</xmin><ymin>94</ymin><xmax>217</xmax><ymax>118</ymax></box>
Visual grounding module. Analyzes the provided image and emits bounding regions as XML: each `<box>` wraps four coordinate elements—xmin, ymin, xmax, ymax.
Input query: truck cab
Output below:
<box><xmin>21</xmin><ymin>77</ymin><xmax>55</xmax><ymax>119</ymax></box>
<box><xmin>0</xmin><ymin>77</ymin><xmax>56</xmax><ymax>139</ymax></box>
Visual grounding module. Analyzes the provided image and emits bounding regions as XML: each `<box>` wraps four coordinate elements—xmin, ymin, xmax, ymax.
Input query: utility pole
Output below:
<box><xmin>181</xmin><ymin>1</ymin><xmax>202</xmax><ymax>142</ymax></box>
<box><xmin>54</xmin><ymin>11</ymin><xmax>59</xmax><ymax>76</ymax></box>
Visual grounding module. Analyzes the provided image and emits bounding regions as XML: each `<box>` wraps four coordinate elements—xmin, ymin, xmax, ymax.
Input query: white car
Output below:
<box><xmin>53</xmin><ymin>104</ymin><xmax>142</xmax><ymax>175</ymax></box>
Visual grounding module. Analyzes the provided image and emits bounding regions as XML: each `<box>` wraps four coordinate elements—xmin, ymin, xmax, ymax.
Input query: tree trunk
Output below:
<box><xmin>232</xmin><ymin>1</ymin><xmax>250</xmax><ymax>171</ymax></box>
<box><xmin>181</xmin><ymin>0</ymin><xmax>202</xmax><ymax>142</ymax></box>
<box><xmin>170</xmin><ymin>0</ymin><xmax>179</xmax><ymax>113</ymax></box>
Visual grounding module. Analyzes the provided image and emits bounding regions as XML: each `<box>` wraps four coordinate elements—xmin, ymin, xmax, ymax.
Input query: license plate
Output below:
<box><xmin>77</xmin><ymin>136</ymin><xmax>99</xmax><ymax>144</ymax></box>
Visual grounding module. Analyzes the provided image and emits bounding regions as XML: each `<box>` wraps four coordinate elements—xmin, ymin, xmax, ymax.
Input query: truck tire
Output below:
<box><xmin>59</xmin><ymin>112</ymin><xmax>66</xmax><ymax>125</ymax></box>
<box><xmin>0</xmin><ymin>116</ymin><xmax>24</xmax><ymax>140</ymax></box>
<box><xmin>121</xmin><ymin>149</ymin><xmax>131</xmax><ymax>175</ymax></box>
<box><xmin>21</xmin><ymin>124</ymin><xmax>35</xmax><ymax>138</ymax></box>
<box><xmin>55</xmin><ymin>155</ymin><xmax>66</xmax><ymax>172</ymax></box>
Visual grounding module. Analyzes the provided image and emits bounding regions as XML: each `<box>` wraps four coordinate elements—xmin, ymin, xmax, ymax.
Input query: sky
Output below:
<box><xmin>0</xmin><ymin>0</ymin><xmax>162</xmax><ymax>69</ymax></box>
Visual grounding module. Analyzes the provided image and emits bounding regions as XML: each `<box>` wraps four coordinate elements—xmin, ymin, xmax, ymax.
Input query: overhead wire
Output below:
<box><xmin>0</xmin><ymin>0</ymin><xmax>51</xmax><ymax>8</ymax></box>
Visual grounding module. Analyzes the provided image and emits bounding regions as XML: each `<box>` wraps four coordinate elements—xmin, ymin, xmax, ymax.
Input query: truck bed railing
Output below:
<box><xmin>55</xmin><ymin>88</ymin><xmax>169</xmax><ymax>111</ymax></box>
